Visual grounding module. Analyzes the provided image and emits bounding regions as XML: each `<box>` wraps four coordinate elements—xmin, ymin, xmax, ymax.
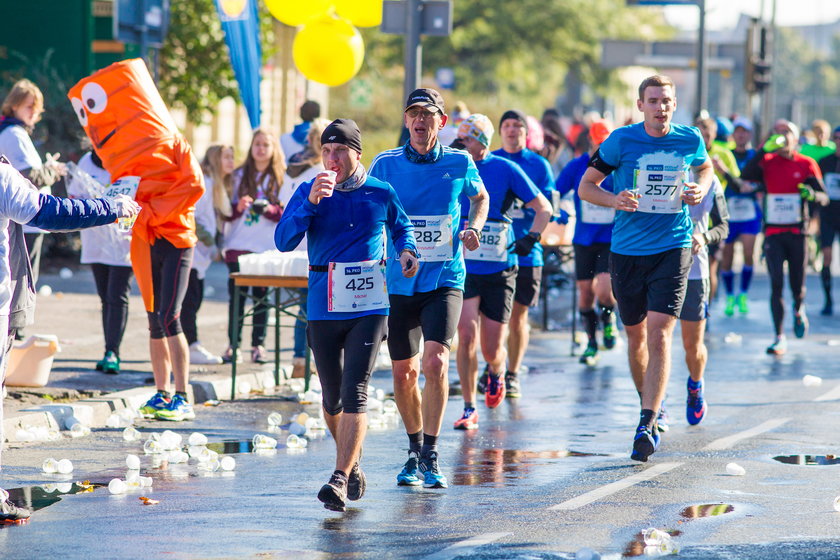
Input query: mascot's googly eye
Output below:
<box><xmin>81</xmin><ymin>82</ymin><xmax>108</xmax><ymax>114</ymax></box>
<box><xmin>70</xmin><ymin>97</ymin><xmax>88</xmax><ymax>127</ymax></box>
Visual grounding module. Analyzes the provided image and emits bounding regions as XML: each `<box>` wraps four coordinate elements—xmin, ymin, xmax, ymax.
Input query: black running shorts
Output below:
<box><xmin>463</xmin><ymin>266</ymin><xmax>517</xmax><ymax>324</ymax></box>
<box><xmin>574</xmin><ymin>242</ymin><xmax>611</xmax><ymax>281</ymax></box>
<box><xmin>678</xmin><ymin>278</ymin><xmax>710</xmax><ymax>322</ymax></box>
<box><xmin>387</xmin><ymin>287</ymin><xmax>463</xmax><ymax>360</ymax></box>
<box><xmin>513</xmin><ymin>265</ymin><xmax>542</xmax><ymax>307</ymax></box>
<box><xmin>609</xmin><ymin>247</ymin><xmax>692</xmax><ymax>326</ymax></box>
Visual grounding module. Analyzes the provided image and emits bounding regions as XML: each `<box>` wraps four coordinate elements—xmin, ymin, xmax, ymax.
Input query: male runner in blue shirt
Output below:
<box><xmin>370</xmin><ymin>89</ymin><xmax>489</xmax><ymax>488</ymax></box>
<box><xmin>578</xmin><ymin>75</ymin><xmax>713</xmax><ymax>462</ymax></box>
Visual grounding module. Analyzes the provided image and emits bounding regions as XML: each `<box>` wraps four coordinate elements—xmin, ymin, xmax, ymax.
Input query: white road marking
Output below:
<box><xmin>422</xmin><ymin>532</ymin><xmax>512</xmax><ymax>560</ymax></box>
<box><xmin>549</xmin><ymin>462</ymin><xmax>683</xmax><ymax>511</ymax></box>
<box><xmin>814</xmin><ymin>385</ymin><xmax>840</xmax><ymax>402</ymax></box>
<box><xmin>703</xmin><ymin>418</ymin><xmax>790</xmax><ymax>451</ymax></box>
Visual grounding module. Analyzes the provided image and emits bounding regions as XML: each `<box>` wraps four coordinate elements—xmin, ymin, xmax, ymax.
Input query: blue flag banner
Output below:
<box><xmin>215</xmin><ymin>0</ymin><xmax>262</xmax><ymax>128</ymax></box>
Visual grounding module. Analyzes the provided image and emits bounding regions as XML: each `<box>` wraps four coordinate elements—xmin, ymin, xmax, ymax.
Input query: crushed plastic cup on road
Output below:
<box><xmin>726</xmin><ymin>463</ymin><xmax>746</xmax><ymax>476</ymax></box>
<box><xmin>833</xmin><ymin>496</ymin><xmax>840</xmax><ymax>512</ymax></box>
<box><xmin>188</xmin><ymin>432</ymin><xmax>208</xmax><ymax>446</ymax></box>
<box><xmin>220</xmin><ymin>456</ymin><xmax>236</xmax><ymax>471</ymax></box>
<box><xmin>197</xmin><ymin>459</ymin><xmax>221</xmax><ymax>473</ymax></box>
<box><xmin>188</xmin><ymin>445</ymin><xmax>208</xmax><ymax>459</ymax></box>
<box><xmin>160</xmin><ymin>430</ymin><xmax>182</xmax><ymax>450</ymax></box>
<box><xmin>167</xmin><ymin>450</ymin><xmax>189</xmax><ymax>464</ymax></box>
<box><xmin>125</xmin><ymin>471</ymin><xmax>141</xmax><ymax>487</ymax></box>
<box><xmin>802</xmin><ymin>375</ymin><xmax>823</xmax><ymax>387</ymax></box>
<box><xmin>642</xmin><ymin>528</ymin><xmax>670</xmax><ymax>546</ymax></box>
<box><xmin>42</xmin><ymin>458</ymin><xmax>59</xmax><ymax>474</ymax></box>
<box><xmin>286</xmin><ymin>434</ymin><xmax>308</xmax><ymax>449</ymax></box>
<box><xmin>68</xmin><ymin>422</ymin><xmax>90</xmax><ymax>438</ymax></box>
<box><xmin>267</xmin><ymin>412</ymin><xmax>283</xmax><ymax>427</ymax></box>
<box><xmin>723</xmin><ymin>332</ymin><xmax>743</xmax><ymax>344</ymax></box>
<box><xmin>56</xmin><ymin>459</ymin><xmax>73</xmax><ymax>474</ymax></box>
<box><xmin>108</xmin><ymin>478</ymin><xmax>127</xmax><ymax>495</ymax></box>
<box><xmin>123</xmin><ymin>426</ymin><xmax>141</xmax><ymax>442</ymax></box>
<box><xmin>143</xmin><ymin>438</ymin><xmax>163</xmax><ymax>454</ymax></box>
<box><xmin>139</xmin><ymin>476</ymin><xmax>153</xmax><ymax>488</ymax></box>
<box><xmin>253</xmin><ymin>434</ymin><xmax>278</xmax><ymax>449</ymax></box>
<box><xmin>126</xmin><ymin>454</ymin><xmax>141</xmax><ymax>470</ymax></box>
<box><xmin>106</xmin><ymin>413</ymin><xmax>124</xmax><ymax>428</ymax></box>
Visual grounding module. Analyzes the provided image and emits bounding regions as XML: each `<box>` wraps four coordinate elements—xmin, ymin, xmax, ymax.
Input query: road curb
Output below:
<box><xmin>3</xmin><ymin>365</ymin><xmax>292</xmax><ymax>443</ymax></box>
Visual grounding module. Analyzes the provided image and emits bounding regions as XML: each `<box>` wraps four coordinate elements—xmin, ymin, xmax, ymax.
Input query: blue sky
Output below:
<box><xmin>662</xmin><ymin>0</ymin><xmax>840</xmax><ymax>30</ymax></box>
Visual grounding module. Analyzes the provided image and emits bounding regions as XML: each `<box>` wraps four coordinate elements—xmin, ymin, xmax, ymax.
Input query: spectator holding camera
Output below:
<box><xmin>220</xmin><ymin>128</ymin><xmax>285</xmax><ymax>363</ymax></box>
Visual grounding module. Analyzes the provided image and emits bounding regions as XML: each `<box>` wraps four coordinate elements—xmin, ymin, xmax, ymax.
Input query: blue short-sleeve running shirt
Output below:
<box><xmin>459</xmin><ymin>153</ymin><xmax>540</xmax><ymax>274</ymax></box>
<box><xmin>556</xmin><ymin>153</ymin><xmax>614</xmax><ymax>246</ymax></box>
<box><xmin>597</xmin><ymin>122</ymin><xmax>708</xmax><ymax>256</ymax></box>
<box><xmin>369</xmin><ymin>145</ymin><xmax>484</xmax><ymax>295</ymax></box>
<box><xmin>491</xmin><ymin>148</ymin><xmax>555</xmax><ymax>266</ymax></box>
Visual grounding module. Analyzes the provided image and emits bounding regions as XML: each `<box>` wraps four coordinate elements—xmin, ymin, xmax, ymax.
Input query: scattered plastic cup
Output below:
<box><xmin>833</xmin><ymin>495</ymin><xmax>840</xmax><ymax>512</ymax></box>
<box><xmin>642</xmin><ymin>528</ymin><xmax>670</xmax><ymax>546</ymax></box>
<box><xmin>802</xmin><ymin>375</ymin><xmax>823</xmax><ymax>387</ymax></box>
<box><xmin>42</xmin><ymin>458</ymin><xmax>59</xmax><ymax>474</ymax></box>
<box><xmin>57</xmin><ymin>459</ymin><xmax>73</xmax><ymax>474</ymax></box>
<box><xmin>188</xmin><ymin>432</ymin><xmax>208</xmax><ymax>447</ymax></box>
<box><xmin>108</xmin><ymin>478</ymin><xmax>127</xmax><ymax>495</ymax></box>
<box><xmin>220</xmin><ymin>456</ymin><xmax>236</xmax><ymax>471</ymax></box>
<box><xmin>123</xmin><ymin>426</ymin><xmax>141</xmax><ymax>442</ymax></box>
<box><xmin>267</xmin><ymin>412</ymin><xmax>283</xmax><ymax>427</ymax></box>
<box><xmin>139</xmin><ymin>476</ymin><xmax>153</xmax><ymax>488</ymax></box>
<box><xmin>160</xmin><ymin>430</ymin><xmax>182</xmax><ymax>450</ymax></box>
<box><xmin>68</xmin><ymin>422</ymin><xmax>89</xmax><ymax>438</ymax></box>
<box><xmin>126</xmin><ymin>454</ymin><xmax>141</xmax><ymax>470</ymax></box>
<box><xmin>253</xmin><ymin>434</ymin><xmax>277</xmax><ymax>449</ymax></box>
<box><xmin>726</xmin><ymin>462</ymin><xmax>746</xmax><ymax>476</ymax></box>
<box><xmin>143</xmin><ymin>439</ymin><xmax>163</xmax><ymax>454</ymax></box>
<box><xmin>197</xmin><ymin>459</ymin><xmax>221</xmax><ymax>473</ymax></box>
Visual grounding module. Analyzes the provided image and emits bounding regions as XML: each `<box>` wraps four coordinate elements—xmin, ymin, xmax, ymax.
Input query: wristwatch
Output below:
<box><xmin>527</xmin><ymin>232</ymin><xmax>541</xmax><ymax>241</ymax></box>
<box><xmin>465</xmin><ymin>226</ymin><xmax>480</xmax><ymax>235</ymax></box>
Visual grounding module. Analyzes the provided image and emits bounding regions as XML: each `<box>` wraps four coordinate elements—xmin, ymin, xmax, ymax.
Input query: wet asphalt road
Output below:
<box><xmin>3</xmin><ymin>270</ymin><xmax>840</xmax><ymax>558</ymax></box>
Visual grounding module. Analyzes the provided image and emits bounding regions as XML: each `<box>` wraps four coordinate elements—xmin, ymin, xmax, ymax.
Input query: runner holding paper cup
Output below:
<box><xmin>309</xmin><ymin>169</ymin><xmax>337</xmax><ymax>204</ymax></box>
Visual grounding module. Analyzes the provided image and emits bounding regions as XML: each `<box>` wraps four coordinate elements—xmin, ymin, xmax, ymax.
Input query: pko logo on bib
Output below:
<box><xmin>649</xmin><ymin>174</ymin><xmax>663</xmax><ymax>181</ymax></box>
<box><xmin>647</xmin><ymin>164</ymin><xmax>664</xmax><ymax>171</ymax></box>
<box><xmin>345</xmin><ymin>266</ymin><xmax>362</xmax><ymax>275</ymax></box>
<box><xmin>412</xmin><ymin>219</ymin><xmax>427</xmax><ymax>227</ymax></box>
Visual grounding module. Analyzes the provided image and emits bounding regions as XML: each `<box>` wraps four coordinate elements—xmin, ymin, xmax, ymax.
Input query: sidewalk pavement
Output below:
<box><xmin>3</xmin><ymin>261</ymin><xmax>300</xmax><ymax>443</ymax></box>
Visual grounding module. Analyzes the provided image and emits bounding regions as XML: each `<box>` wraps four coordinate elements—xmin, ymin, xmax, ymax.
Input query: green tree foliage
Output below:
<box><xmin>359</xmin><ymin>0</ymin><xmax>672</xmax><ymax>114</ymax></box>
<box><xmin>158</xmin><ymin>0</ymin><xmax>239</xmax><ymax>124</ymax></box>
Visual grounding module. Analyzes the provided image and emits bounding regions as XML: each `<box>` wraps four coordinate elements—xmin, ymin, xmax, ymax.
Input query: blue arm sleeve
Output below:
<box><xmin>555</xmin><ymin>159</ymin><xmax>577</xmax><ymax>197</ymax></box>
<box><xmin>274</xmin><ymin>184</ymin><xmax>317</xmax><ymax>252</ymax></box>
<box><xmin>26</xmin><ymin>193</ymin><xmax>116</xmax><ymax>231</ymax></box>
<box><xmin>386</xmin><ymin>186</ymin><xmax>417</xmax><ymax>255</ymax></box>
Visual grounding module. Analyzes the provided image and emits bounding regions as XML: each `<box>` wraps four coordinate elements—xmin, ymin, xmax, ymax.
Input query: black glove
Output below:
<box><xmin>511</xmin><ymin>233</ymin><xmax>539</xmax><ymax>256</ymax></box>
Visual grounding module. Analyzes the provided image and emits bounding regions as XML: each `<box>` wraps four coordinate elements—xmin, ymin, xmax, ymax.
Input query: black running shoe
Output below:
<box><xmin>317</xmin><ymin>473</ymin><xmax>347</xmax><ymax>512</ymax></box>
<box><xmin>347</xmin><ymin>461</ymin><xmax>366</xmax><ymax>501</ymax></box>
<box><xmin>505</xmin><ymin>371</ymin><xmax>521</xmax><ymax>398</ymax></box>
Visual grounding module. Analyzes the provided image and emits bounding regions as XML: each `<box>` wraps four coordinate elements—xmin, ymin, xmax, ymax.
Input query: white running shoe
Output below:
<box><xmin>189</xmin><ymin>342</ymin><xmax>223</xmax><ymax>365</ymax></box>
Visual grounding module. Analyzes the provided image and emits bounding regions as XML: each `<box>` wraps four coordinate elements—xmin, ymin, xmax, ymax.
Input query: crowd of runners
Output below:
<box><xmin>1</xmin><ymin>70</ymin><xmax>838</xmax><ymax>518</ymax></box>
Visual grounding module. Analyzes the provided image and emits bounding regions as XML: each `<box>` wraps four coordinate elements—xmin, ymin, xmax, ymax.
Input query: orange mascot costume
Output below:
<box><xmin>67</xmin><ymin>58</ymin><xmax>204</xmax><ymax>314</ymax></box>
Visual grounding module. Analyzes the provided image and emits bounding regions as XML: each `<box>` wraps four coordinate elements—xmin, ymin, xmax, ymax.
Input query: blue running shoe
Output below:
<box><xmin>397</xmin><ymin>451</ymin><xmax>422</xmax><ymax>486</ymax></box>
<box><xmin>139</xmin><ymin>391</ymin><xmax>170</xmax><ymax>419</ymax></box>
<box><xmin>155</xmin><ymin>393</ymin><xmax>195</xmax><ymax>421</ymax></box>
<box><xmin>656</xmin><ymin>402</ymin><xmax>670</xmax><ymax>433</ymax></box>
<box><xmin>793</xmin><ymin>310</ymin><xmax>808</xmax><ymax>339</ymax></box>
<box><xmin>419</xmin><ymin>451</ymin><xmax>448</xmax><ymax>488</ymax></box>
<box><xmin>630</xmin><ymin>426</ymin><xmax>660</xmax><ymax>462</ymax></box>
<box><xmin>686</xmin><ymin>378</ymin><xmax>707</xmax><ymax>426</ymax></box>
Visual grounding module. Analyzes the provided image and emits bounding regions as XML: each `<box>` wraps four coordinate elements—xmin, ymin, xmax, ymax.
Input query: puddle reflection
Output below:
<box><xmin>4</xmin><ymin>481</ymin><xmax>104</xmax><ymax>515</ymax></box>
<box><xmin>680</xmin><ymin>503</ymin><xmax>734</xmax><ymax>519</ymax></box>
<box><xmin>773</xmin><ymin>454</ymin><xmax>840</xmax><ymax>466</ymax></box>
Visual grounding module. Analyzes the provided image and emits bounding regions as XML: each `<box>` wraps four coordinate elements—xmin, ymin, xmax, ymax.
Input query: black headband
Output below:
<box><xmin>321</xmin><ymin>118</ymin><xmax>362</xmax><ymax>154</ymax></box>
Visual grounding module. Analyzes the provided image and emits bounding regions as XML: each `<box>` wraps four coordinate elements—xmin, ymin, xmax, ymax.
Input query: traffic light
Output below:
<box><xmin>745</xmin><ymin>18</ymin><xmax>772</xmax><ymax>93</ymax></box>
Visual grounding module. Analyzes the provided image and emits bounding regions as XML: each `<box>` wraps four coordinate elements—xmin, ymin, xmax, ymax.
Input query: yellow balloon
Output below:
<box><xmin>293</xmin><ymin>15</ymin><xmax>365</xmax><ymax>87</ymax></box>
<box><xmin>333</xmin><ymin>0</ymin><xmax>382</xmax><ymax>28</ymax></box>
<box><xmin>265</xmin><ymin>0</ymin><xmax>332</xmax><ymax>27</ymax></box>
